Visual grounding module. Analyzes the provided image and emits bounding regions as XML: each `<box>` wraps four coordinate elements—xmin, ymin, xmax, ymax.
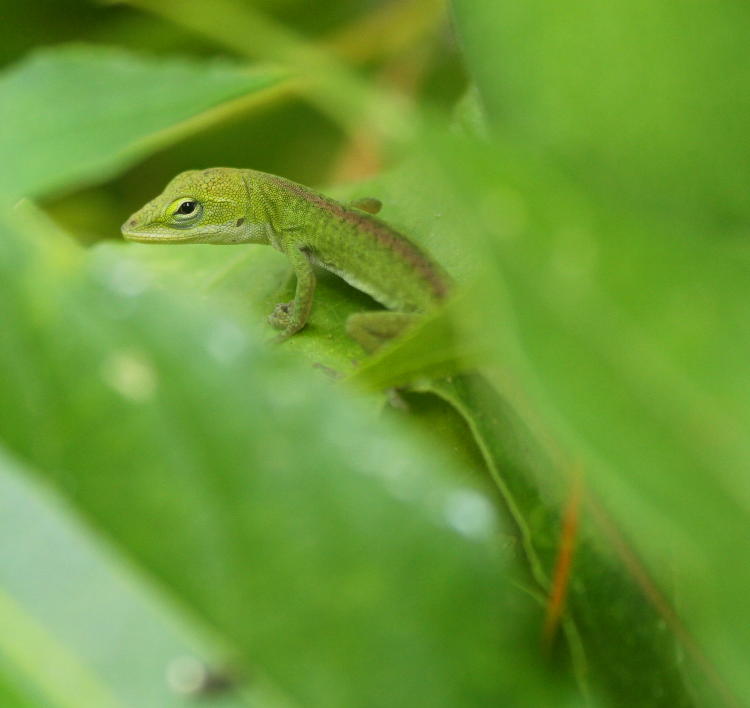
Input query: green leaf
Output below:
<box><xmin>454</xmin><ymin>0</ymin><xmax>750</xmax><ymax>226</ymax></box>
<box><xmin>104</xmin><ymin>240</ymin><xmax>372</xmax><ymax>375</ymax></box>
<box><xmin>0</xmin><ymin>664</ymin><xmax>46</xmax><ymax>708</ymax></box>
<box><xmin>121</xmin><ymin>0</ymin><xmax>411</xmax><ymax>142</ymax></box>
<box><xmin>0</xmin><ymin>205</ymin><xmax>567</xmax><ymax>707</ymax></box>
<box><xmin>0</xmin><ymin>45</ymin><xmax>286</xmax><ymax>206</ymax></box>
<box><xmin>443</xmin><ymin>4</ymin><xmax>750</xmax><ymax>700</ymax></box>
<box><xmin>413</xmin><ymin>122</ymin><xmax>748</xmax><ymax>706</ymax></box>
<box><xmin>0</xmin><ymin>446</ymin><xmax>259</xmax><ymax>708</ymax></box>
<box><xmin>0</xmin><ymin>584</ymin><xmax>123</xmax><ymax>708</ymax></box>
<box><xmin>425</xmin><ymin>375</ymin><xmax>695</xmax><ymax>707</ymax></box>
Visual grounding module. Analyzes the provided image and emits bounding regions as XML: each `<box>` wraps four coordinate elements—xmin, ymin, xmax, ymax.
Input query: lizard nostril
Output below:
<box><xmin>129</xmin><ymin>219</ymin><xmax>137</xmax><ymax>226</ymax></box>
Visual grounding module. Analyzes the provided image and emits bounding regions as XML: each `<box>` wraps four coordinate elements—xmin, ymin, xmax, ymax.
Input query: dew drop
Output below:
<box><xmin>166</xmin><ymin>656</ymin><xmax>208</xmax><ymax>696</ymax></box>
<box><xmin>205</xmin><ymin>320</ymin><xmax>247</xmax><ymax>364</ymax></box>
<box><xmin>443</xmin><ymin>489</ymin><xmax>496</xmax><ymax>540</ymax></box>
<box><xmin>100</xmin><ymin>350</ymin><xmax>157</xmax><ymax>402</ymax></box>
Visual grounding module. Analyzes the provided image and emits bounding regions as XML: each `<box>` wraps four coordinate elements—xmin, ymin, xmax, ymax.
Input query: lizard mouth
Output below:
<box><xmin>121</xmin><ymin>217</ymin><xmax>205</xmax><ymax>242</ymax></box>
<box><xmin>121</xmin><ymin>222</ymin><xmax>230</xmax><ymax>243</ymax></box>
<box><xmin>121</xmin><ymin>230</ymin><xmax>201</xmax><ymax>243</ymax></box>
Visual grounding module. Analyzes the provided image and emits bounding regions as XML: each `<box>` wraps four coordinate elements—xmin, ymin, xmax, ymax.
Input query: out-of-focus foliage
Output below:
<box><xmin>0</xmin><ymin>1</ymin><xmax>747</xmax><ymax>707</ymax></box>
<box><xmin>0</xmin><ymin>46</ymin><xmax>286</xmax><ymax>207</ymax></box>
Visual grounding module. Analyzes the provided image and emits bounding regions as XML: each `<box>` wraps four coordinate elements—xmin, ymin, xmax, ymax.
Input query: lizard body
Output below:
<box><xmin>122</xmin><ymin>167</ymin><xmax>450</xmax><ymax>350</ymax></box>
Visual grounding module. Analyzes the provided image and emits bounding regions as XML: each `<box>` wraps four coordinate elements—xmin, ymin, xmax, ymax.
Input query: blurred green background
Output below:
<box><xmin>1</xmin><ymin>1</ymin><xmax>749</xmax><ymax>706</ymax></box>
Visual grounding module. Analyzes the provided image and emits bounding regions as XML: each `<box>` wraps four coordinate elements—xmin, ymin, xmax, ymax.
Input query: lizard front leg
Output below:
<box><xmin>268</xmin><ymin>245</ymin><xmax>316</xmax><ymax>340</ymax></box>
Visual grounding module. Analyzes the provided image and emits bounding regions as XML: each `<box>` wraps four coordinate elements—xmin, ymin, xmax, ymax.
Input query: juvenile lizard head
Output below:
<box><xmin>121</xmin><ymin>167</ymin><xmax>256</xmax><ymax>244</ymax></box>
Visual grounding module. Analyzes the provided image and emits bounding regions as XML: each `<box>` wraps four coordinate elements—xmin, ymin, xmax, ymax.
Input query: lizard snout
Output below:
<box><xmin>121</xmin><ymin>213</ymin><xmax>142</xmax><ymax>234</ymax></box>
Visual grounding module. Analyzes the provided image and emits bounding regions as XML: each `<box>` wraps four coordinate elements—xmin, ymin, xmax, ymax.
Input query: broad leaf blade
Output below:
<box><xmin>425</xmin><ymin>374</ymin><xmax>696</xmax><ymax>707</ymax></box>
<box><xmin>417</xmin><ymin>122</ymin><xmax>749</xmax><ymax>706</ymax></box>
<box><xmin>454</xmin><ymin>0</ymin><xmax>750</xmax><ymax>225</ymax></box>
<box><xmin>0</xmin><ymin>45</ymin><xmax>286</xmax><ymax>206</ymax></box>
<box><xmin>447</xmin><ymin>3</ymin><xmax>750</xmax><ymax>700</ymax></box>
<box><xmin>0</xmin><ymin>206</ymin><xmax>565</xmax><ymax>707</ymax></box>
<box><xmin>0</xmin><ymin>447</ymin><xmax>258</xmax><ymax>708</ymax></box>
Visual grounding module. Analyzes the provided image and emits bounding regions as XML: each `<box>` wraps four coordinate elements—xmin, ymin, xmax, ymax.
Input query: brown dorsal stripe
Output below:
<box><xmin>267</xmin><ymin>176</ymin><xmax>450</xmax><ymax>301</ymax></box>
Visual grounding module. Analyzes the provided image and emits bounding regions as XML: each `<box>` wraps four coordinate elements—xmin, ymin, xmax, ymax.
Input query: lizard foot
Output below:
<box><xmin>268</xmin><ymin>301</ymin><xmax>293</xmax><ymax>330</ymax></box>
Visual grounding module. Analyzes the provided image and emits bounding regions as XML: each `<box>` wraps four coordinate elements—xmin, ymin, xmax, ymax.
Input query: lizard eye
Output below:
<box><xmin>169</xmin><ymin>198</ymin><xmax>203</xmax><ymax>222</ymax></box>
<box><xmin>176</xmin><ymin>200</ymin><xmax>197</xmax><ymax>215</ymax></box>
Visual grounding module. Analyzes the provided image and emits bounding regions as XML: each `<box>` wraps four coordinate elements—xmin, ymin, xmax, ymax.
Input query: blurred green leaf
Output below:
<box><xmin>0</xmin><ymin>45</ymin><xmax>286</xmax><ymax>206</ymax></box>
<box><xmin>447</xmin><ymin>3</ymin><xmax>750</xmax><ymax>700</ymax></box>
<box><xmin>104</xmin><ymin>240</ymin><xmax>372</xmax><ymax>374</ymax></box>
<box><xmin>454</xmin><ymin>0</ymin><xmax>750</xmax><ymax>226</ymax></box>
<box><xmin>0</xmin><ymin>585</ymin><xmax>123</xmax><ymax>708</ymax></box>
<box><xmin>122</xmin><ymin>0</ymin><xmax>411</xmax><ymax>142</ymax></box>
<box><xmin>0</xmin><ymin>663</ymin><xmax>47</xmax><ymax>708</ymax></box>
<box><xmin>426</xmin><ymin>374</ymin><xmax>695</xmax><ymax>707</ymax></box>
<box><xmin>0</xmin><ymin>204</ymin><xmax>566</xmax><ymax>707</ymax></box>
<box><xmin>0</xmin><ymin>447</ymin><xmax>258</xmax><ymax>708</ymax></box>
<box><xmin>416</xmin><ymin>120</ymin><xmax>748</xmax><ymax>706</ymax></box>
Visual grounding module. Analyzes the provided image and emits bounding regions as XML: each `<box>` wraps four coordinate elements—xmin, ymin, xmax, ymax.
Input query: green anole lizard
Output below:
<box><xmin>122</xmin><ymin>168</ymin><xmax>450</xmax><ymax>351</ymax></box>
